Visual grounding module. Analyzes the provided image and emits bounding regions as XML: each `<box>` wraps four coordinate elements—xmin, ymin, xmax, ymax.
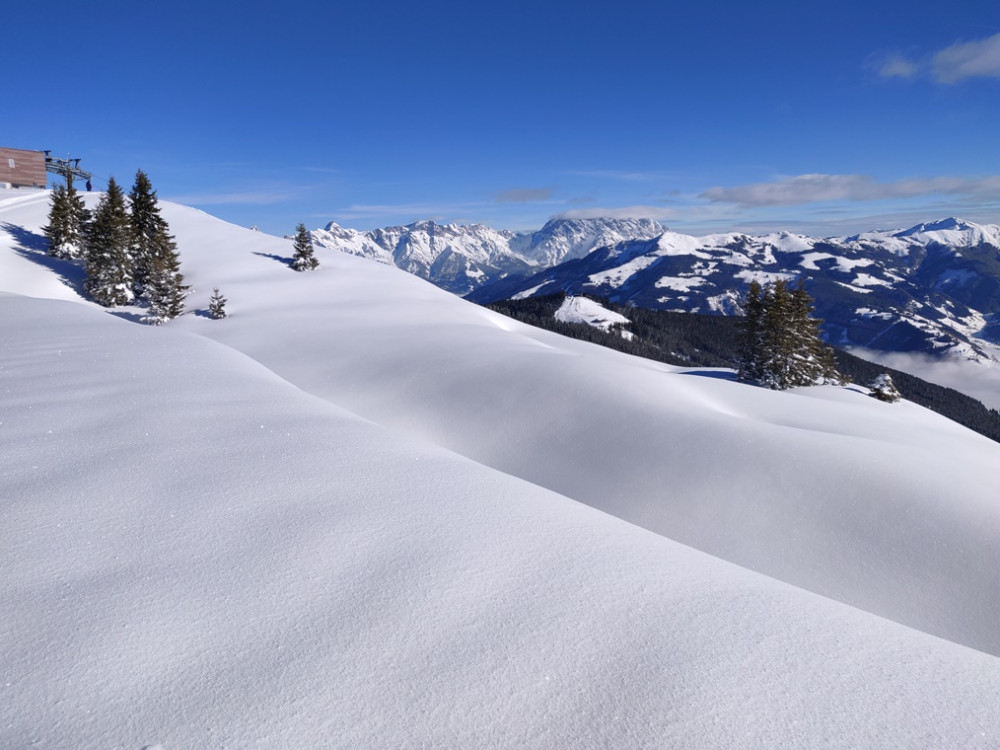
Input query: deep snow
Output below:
<box><xmin>3</xmin><ymin>188</ymin><xmax>1000</xmax><ymax>747</ymax></box>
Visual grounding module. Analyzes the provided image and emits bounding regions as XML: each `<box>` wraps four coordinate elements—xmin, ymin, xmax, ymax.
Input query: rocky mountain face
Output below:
<box><xmin>309</xmin><ymin>217</ymin><xmax>665</xmax><ymax>295</ymax></box>
<box><xmin>311</xmin><ymin>213</ymin><xmax>1000</xmax><ymax>361</ymax></box>
<box><xmin>468</xmin><ymin>218</ymin><xmax>1000</xmax><ymax>362</ymax></box>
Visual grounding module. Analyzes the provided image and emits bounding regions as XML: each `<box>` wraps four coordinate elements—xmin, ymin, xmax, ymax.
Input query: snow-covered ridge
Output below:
<box><xmin>470</xmin><ymin>216</ymin><xmax>1000</xmax><ymax>366</ymax></box>
<box><xmin>310</xmin><ymin>216</ymin><xmax>665</xmax><ymax>294</ymax></box>
<box><xmin>894</xmin><ymin>216</ymin><xmax>1000</xmax><ymax>247</ymax></box>
<box><xmin>312</xmin><ymin>212</ymin><xmax>1000</xmax><ymax>365</ymax></box>
<box><xmin>4</xmin><ymin>190</ymin><xmax>1000</xmax><ymax>746</ymax></box>
<box><xmin>554</xmin><ymin>295</ymin><xmax>632</xmax><ymax>339</ymax></box>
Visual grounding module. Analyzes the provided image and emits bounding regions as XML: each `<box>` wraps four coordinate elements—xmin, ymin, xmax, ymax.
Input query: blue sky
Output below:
<box><xmin>7</xmin><ymin>0</ymin><xmax>1000</xmax><ymax>236</ymax></box>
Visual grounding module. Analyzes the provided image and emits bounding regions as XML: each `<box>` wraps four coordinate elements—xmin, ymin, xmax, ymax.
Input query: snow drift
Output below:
<box><xmin>3</xmin><ymin>188</ymin><xmax>1000</xmax><ymax>748</ymax></box>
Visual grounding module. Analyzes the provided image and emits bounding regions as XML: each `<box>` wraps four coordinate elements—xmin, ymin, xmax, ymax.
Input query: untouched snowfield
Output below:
<box><xmin>554</xmin><ymin>294</ymin><xmax>632</xmax><ymax>333</ymax></box>
<box><xmin>3</xmin><ymin>188</ymin><xmax>1000</xmax><ymax>747</ymax></box>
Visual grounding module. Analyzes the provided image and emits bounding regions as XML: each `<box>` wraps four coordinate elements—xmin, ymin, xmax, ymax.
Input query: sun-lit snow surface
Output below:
<box><xmin>554</xmin><ymin>295</ymin><xmax>631</xmax><ymax>335</ymax></box>
<box><xmin>4</xmin><ymin>189</ymin><xmax>1000</xmax><ymax>747</ymax></box>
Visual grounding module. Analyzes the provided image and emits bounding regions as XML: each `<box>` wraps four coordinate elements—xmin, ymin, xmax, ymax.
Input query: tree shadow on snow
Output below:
<box><xmin>677</xmin><ymin>369</ymin><xmax>739</xmax><ymax>381</ymax></box>
<box><xmin>252</xmin><ymin>251</ymin><xmax>293</xmax><ymax>268</ymax></box>
<box><xmin>1</xmin><ymin>221</ymin><xmax>88</xmax><ymax>296</ymax></box>
<box><xmin>107</xmin><ymin>310</ymin><xmax>146</xmax><ymax>324</ymax></box>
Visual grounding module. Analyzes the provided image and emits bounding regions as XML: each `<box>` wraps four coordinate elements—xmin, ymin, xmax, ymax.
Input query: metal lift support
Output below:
<box><xmin>43</xmin><ymin>150</ymin><xmax>92</xmax><ymax>185</ymax></box>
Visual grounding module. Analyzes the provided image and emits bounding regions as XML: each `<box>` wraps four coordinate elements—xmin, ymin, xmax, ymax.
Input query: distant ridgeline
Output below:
<box><xmin>467</xmin><ymin>217</ymin><xmax>1000</xmax><ymax>365</ymax></box>
<box><xmin>485</xmin><ymin>293</ymin><xmax>1000</xmax><ymax>444</ymax></box>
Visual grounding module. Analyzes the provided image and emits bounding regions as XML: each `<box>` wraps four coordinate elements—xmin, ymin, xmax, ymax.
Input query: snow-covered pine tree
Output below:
<box><xmin>788</xmin><ymin>280</ymin><xmax>841</xmax><ymax>386</ymax></box>
<box><xmin>84</xmin><ymin>177</ymin><xmax>135</xmax><ymax>307</ymax></box>
<box><xmin>759</xmin><ymin>279</ymin><xmax>795</xmax><ymax>389</ymax></box>
<box><xmin>128</xmin><ymin>170</ymin><xmax>188</xmax><ymax>324</ymax></box>
<box><xmin>737</xmin><ymin>279</ymin><xmax>766</xmax><ymax>383</ymax></box>
<box><xmin>140</xmin><ymin>236</ymin><xmax>188</xmax><ymax>324</ymax></box>
<box><xmin>869</xmin><ymin>373</ymin><xmax>901</xmax><ymax>402</ymax></box>
<box><xmin>43</xmin><ymin>174</ymin><xmax>89</xmax><ymax>260</ymax></box>
<box><xmin>291</xmin><ymin>223</ymin><xmax>319</xmax><ymax>271</ymax></box>
<box><xmin>67</xmin><ymin>178</ymin><xmax>91</xmax><ymax>258</ymax></box>
<box><xmin>738</xmin><ymin>279</ymin><xmax>839</xmax><ymax>390</ymax></box>
<box><xmin>208</xmin><ymin>287</ymin><xmax>228</xmax><ymax>319</ymax></box>
<box><xmin>43</xmin><ymin>183</ymin><xmax>70</xmax><ymax>258</ymax></box>
<box><xmin>129</xmin><ymin>170</ymin><xmax>164</xmax><ymax>292</ymax></box>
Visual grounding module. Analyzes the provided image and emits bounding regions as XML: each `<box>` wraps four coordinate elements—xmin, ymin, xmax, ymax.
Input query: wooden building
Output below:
<box><xmin>0</xmin><ymin>147</ymin><xmax>47</xmax><ymax>188</ymax></box>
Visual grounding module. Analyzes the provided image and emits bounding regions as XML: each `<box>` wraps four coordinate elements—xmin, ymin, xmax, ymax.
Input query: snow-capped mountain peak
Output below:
<box><xmin>310</xmin><ymin>215</ymin><xmax>666</xmax><ymax>293</ymax></box>
<box><xmin>894</xmin><ymin>217</ymin><xmax>1000</xmax><ymax>248</ymax></box>
<box><xmin>516</xmin><ymin>216</ymin><xmax>667</xmax><ymax>265</ymax></box>
<box><xmin>468</xmin><ymin>216</ymin><xmax>1000</xmax><ymax>364</ymax></box>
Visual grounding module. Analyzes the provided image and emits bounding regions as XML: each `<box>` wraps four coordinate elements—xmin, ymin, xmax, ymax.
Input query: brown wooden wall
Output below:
<box><xmin>0</xmin><ymin>147</ymin><xmax>47</xmax><ymax>188</ymax></box>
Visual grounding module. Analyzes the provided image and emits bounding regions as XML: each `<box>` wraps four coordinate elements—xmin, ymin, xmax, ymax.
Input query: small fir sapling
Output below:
<box><xmin>291</xmin><ymin>223</ymin><xmax>319</xmax><ymax>271</ymax></box>
<box><xmin>869</xmin><ymin>373</ymin><xmax>902</xmax><ymax>402</ymax></box>
<box><xmin>208</xmin><ymin>287</ymin><xmax>229</xmax><ymax>319</ymax></box>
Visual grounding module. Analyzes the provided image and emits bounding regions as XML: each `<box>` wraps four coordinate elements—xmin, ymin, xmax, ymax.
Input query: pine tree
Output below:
<box><xmin>737</xmin><ymin>279</ymin><xmax>766</xmax><ymax>383</ymax></box>
<box><xmin>66</xmin><ymin>178</ymin><xmax>91</xmax><ymax>258</ymax></box>
<box><xmin>42</xmin><ymin>173</ymin><xmax>89</xmax><ymax>260</ymax></box>
<box><xmin>760</xmin><ymin>280</ymin><xmax>795</xmax><ymax>388</ymax></box>
<box><xmin>869</xmin><ymin>373</ymin><xmax>901</xmax><ymax>402</ymax></box>
<box><xmin>129</xmin><ymin>170</ymin><xmax>188</xmax><ymax>323</ymax></box>
<box><xmin>140</xmin><ymin>243</ymin><xmax>188</xmax><ymax>324</ymax></box>
<box><xmin>787</xmin><ymin>280</ymin><xmax>841</xmax><ymax>386</ymax></box>
<box><xmin>129</xmin><ymin>170</ymin><xmax>162</xmax><ymax>292</ymax></box>
<box><xmin>737</xmin><ymin>279</ymin><xmax>840</xmax><ymax>390</ymax></box>
<box><xmin>43</xmin><ymin>184</ymin><xmax>71</xmax><ymax>258</ymax></box>
<box><xmin>84</xmin><ymin>177</ymin><xmax>135</xmax><ymax>307</ymax></box>
<box><xmin>208</xmin><ymin>287</ymin><xmax>228</xmax><ymax>319</ymax></box>
<box><xmin>291</xmin><ymin>223</ymin><xmax>319</xmax><ymax>271</ymax></box>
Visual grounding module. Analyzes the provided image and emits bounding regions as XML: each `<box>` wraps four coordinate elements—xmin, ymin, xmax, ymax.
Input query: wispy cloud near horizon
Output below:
<box><xmin>331</xmin><ymin>201</ymin><xmax>491</xmax><ymax>223</ymax></box>
<box><xmin>557</xmin><ymin>205</ymin><xmax>676</xmax><ymax>221</ymax></box>
<box><xmin>701</xmin><ymin>173</ymin><xmax>1000</xmax><ymax>207</ymax></box>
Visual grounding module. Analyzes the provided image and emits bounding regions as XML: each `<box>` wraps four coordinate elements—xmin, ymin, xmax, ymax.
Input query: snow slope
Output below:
<box><xmin>554</xmin><ymin>295</ymin><xmax>631</xmax><ymax>334</ymax></box>
<box><xmin>4</xmin><ymin>188</ymin><xmax>1000</xmax><ymax>747</ymax></box>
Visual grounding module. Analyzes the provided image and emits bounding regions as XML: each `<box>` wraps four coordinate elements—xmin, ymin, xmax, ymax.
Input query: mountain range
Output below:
<box><xmin>312</xmin><ymin>215</ymin><xmax>1000</xmax><ymax>363</ymax></box>
<box><xmin>472</xmin><ymin>216</ymin><xmax>1000</xmax><ymax>362</ymax></box>
<box><xmin>309</xmin><ymin>217</ymin><xmax>665</xmax><ymax>295</ymax></box>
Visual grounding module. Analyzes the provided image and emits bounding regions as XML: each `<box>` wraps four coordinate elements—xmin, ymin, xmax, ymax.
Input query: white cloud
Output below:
<box><xmin>332</xmin><ymin>201</ymin><xmax>489</xmax><ymax>222</ymax></box>
<box><xmin>876</xmin><ymin>33</ymin><xmax>1000</xmax><ymax>84</ymax></box>
<box><xmin>557</xmin><ymin>205</ymin><xmax>676</xmax><ymax>220</ymax></box>
<box><xmin>701</xmin><ymin>174</ymin><xmax>1000</xmax><ymax>207</ymax></box>
<box><xmin>878</xmin><ymin>56</ymin><xmax>920</xmax><ymax>79</ymax></box>
<box><xmin>933</xmin><ymin>32</ymin><xmax>1000</xmax><ymax>83</ymax></box>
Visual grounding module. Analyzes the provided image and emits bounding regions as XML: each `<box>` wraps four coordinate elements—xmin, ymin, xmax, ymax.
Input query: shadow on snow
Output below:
<box><xmin>252</xmin><ymin>251</ymin><xmax>293</xmax><ymax>268</ymax></box>
<box><xmin>1</xmin><ymin>221</ymin><xmax>87</xmax><ymax>297</ymax></box>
